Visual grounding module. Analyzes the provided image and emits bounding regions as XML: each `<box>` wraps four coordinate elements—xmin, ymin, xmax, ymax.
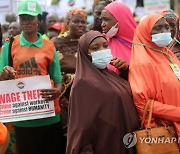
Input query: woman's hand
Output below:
<box><xmin>110</xmin><ymin>57</ymin><xmax>129</xmax><ymax>71</ymax></box>
<box><xmin>0</xmin><ymin>66</ymin><xmax>16</xmax><ymax>81</ymax></box>
<box><xmin>40</xmin><ymin>83</ymin><xmax>62</xmax><ymax>101</ymax></box>
<box><xmin>40</xmin><ymin>88</ymin><xmax>61</xmax><ymax>101</ymax></box>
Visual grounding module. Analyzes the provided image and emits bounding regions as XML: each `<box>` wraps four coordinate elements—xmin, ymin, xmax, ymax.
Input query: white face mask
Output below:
<box><xmin>106</xmin><ymin>23</ymin><xmax>118</xmax><ymax>38</ymax></box>
<box><xmin>91</xmin><ymin>49</ymin><xmax>113</xmax><ymax>69</ymax></box>
<box><xmin>151</xmin><ymin>32</ymin><xmax>172</xmax><ymax>47</ymax></box>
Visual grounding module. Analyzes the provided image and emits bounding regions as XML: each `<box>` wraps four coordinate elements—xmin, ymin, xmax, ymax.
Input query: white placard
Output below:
<box><xmin>0</xmin><ymin>75</ymin><xmax>55</xmax><ymax>123</ymax></box>
<box><xmin>144</xmin><ymin>0</ymin><xmax>170</xmax><ymax>14</ymax></box>
<box><xmin>0</xmin><ymin>0</ymin><xmax>11</xmax><ymax>12</ymax></box>
<box><xmin>116</xmin><ymin>0</ymin><xmax>137</xmax><ymax>13</ymax></box>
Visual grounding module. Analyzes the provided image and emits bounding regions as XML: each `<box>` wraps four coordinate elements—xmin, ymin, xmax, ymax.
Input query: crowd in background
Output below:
<box><xmin>0</xmin><ymin>0</ymin><xmax>180</xmax><ymax>153</ymax></box>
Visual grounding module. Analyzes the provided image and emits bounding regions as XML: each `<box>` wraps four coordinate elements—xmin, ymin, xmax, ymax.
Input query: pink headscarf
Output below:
<box><xmin>105</xmin><ymin>2</ymin><xmax>136</xmax><ymax>73</ymax></box>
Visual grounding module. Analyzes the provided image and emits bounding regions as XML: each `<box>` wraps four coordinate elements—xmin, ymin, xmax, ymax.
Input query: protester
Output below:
<box><xmin>162</xmin><ymin>10</ymin><xmax>180</xmax><ymax>60</ymax></box>
<box><xmin>46</xmin><ymin>13</ymin><xmax>59</xmax><ymax>29</ymax></box>
<box><xmin>8</xmin><ymin>22</ymin><xmax>21</xmax><ymax>37</ymax></box>
<box><xmin>1</xmin><ymin>14</ymin><xmax>17</xmax><ymax>43</ymax></box>
<box><xmin>129</xmin><ymin>13</ymin><xmax>180</xmax><ymax>143</ymax></box>
<box><xmin>1</xmin><ymin>23</ymin><xmax>9</xmax><ymax>44</ymax></box>
<box><xmin>51</xmin><ymin>8</ymin><xmax>87</xmax><ymax>141</ymax></box>
<box><xmin>42</xmin><ymin>13</ymin><xmax>59</xmax><ymax>40</ymax></box>
<box><xmin>0</xmin><ymin>123</ymin><xmax>10</xmax><ymax>154</ymax></box>
<box><xmin>0</xmin><ymin>0</ymin><xmax>64</xmax><ymax>153</ymax></box>
<box><xmin>57</xmin><ymin>8</ymin><xmax>87</xmax><ymax>73</ymax></box>
<box><xmin>87</xmin><ymin>0</ymin><xmax>112</xmax><ymax>32</ymax></box>
<box><xmin>48</xmin><ymin>22</ymin><xmax>63</xmax><ymax>40</ymax></box>
<box><xmin>66</xmin><ymin>30</ymin><xmax>139</xmax><ymax>154</ymax></box>
<box><xmin>5</xmin><ymin>13</ymin><xmax>17</xmax><ymax>24</ymax></box>
<box><xmin>38</xmin><ymin>11</ymin><xmax>48</xmax><ymax>35</ymax></box>
<box><xmin>101</xmin><ymin>2</ymin><xmax>136</xmax><ymax>74</ymax></box>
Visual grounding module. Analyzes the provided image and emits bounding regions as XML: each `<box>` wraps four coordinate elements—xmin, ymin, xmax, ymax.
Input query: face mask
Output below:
<box><xmin>87</xmin><ymin>15</ymin><xmax>94</xmax><ymax>24</ymax></box>
<box><xmin>151</xmin><ymin>32</ymin><xmax>172</xmax><ymax>47</ymax></box>
<box><xmin>106</xmin><ymin>23</ymin><xmax>118</xmax><ymax>38</ymax></box>
<box><xmin>91</xmin><ymin>49</ymin><xmax>112</xmax><ymax>69</ymax></box>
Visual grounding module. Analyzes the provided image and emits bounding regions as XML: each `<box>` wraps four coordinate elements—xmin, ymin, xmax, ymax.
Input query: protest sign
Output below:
<box><xmin>0</xmin><ymin>75</ymin><xmax>55</xmax><ymax>123</ymax></box>
<box><xmin>144</xmin><ymin>0</ymin><xmax>170</xmax><ymax>14</ymax></box>
<box><xmin>0</xmin><ymin>0</ymin><xmax>11</xmax><ymax>12</ymax></box>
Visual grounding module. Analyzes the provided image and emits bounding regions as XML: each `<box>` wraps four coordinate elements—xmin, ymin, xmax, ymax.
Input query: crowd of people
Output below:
<box><xmin>0</xmin><ymin>0</ymin><xmax>179</xmax><ymax>154</ymax></box>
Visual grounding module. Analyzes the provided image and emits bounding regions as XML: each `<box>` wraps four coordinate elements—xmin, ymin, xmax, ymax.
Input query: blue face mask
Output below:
<box><xmin>106</xmin><ymin>23</ymin><xmax>118</xmax><ymax>38</ymax></box>
<box><xmin>151</xmin><ymin>32</ymin><xmax>172</xmax><ymax>47</ymax></box>
<box><xmin>87</xmin><ymin>15</ymin><xmax>94</xmax><ymax>24</ymax></box>
<box><xmin>91</xmin><ymin>49</ymin><xmax>112</xmax><ymax>69</ymax></box>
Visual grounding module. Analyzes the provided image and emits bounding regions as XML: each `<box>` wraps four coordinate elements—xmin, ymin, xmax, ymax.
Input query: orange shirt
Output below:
<box><xmin>11</xmin><ymin>35</ymin><xmax>60</xmax><ymax>113</ymax></box>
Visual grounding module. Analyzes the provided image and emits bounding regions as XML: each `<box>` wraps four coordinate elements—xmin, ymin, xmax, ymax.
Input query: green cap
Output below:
<box><xmin>18</xmin><ymin>0</ymin><xmax>42</xmax><ymax>16</ymax></box>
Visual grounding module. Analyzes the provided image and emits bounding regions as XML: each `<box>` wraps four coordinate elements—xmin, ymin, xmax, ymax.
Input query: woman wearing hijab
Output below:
<box><xmin>162</xmin><ymin>10</ymin><xmax>180</xmax><ymax>60</ymax></box>
<box><xmin>129</xmin><ymin>13</ymin><xmax>180</xmax><ymax>145</ymax></box>
<box><xmin>101</xmin><ymin>2</ymin><xmax>136</xmax><ymax>74</ymax></box>
<box><xmin>66</xmin><ymin>30</ymin><xmax>139</xmax><ymax>154</ymax></box>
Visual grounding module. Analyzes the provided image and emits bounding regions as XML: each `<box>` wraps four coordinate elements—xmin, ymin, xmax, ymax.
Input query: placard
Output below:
<box><xmin>0</xmin><ymin>0</ymin><xmax>11</xmax><ymax>12</ymax></box>
<box><xmin>144</xmin><ymin>0</ymin><xmax>170</xmax><ymax>14</ymax></box>
<box><xmin>0</xmin><ymin>75</ymin><xmax>55</xmax><ymax>123</ymax></box>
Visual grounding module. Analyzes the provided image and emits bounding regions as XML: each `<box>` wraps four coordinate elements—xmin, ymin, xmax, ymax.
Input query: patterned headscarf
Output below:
<box><xmin>162</xmin><ymin>9</ymin><xmax>178</xmax><ymax>21</ymax></box>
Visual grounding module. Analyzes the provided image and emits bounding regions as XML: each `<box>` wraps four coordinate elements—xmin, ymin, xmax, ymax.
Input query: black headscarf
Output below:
<box><xmin>67</xmin><ymin>30</ymin><xmax>139</xmax><ymax>154</ymax></box>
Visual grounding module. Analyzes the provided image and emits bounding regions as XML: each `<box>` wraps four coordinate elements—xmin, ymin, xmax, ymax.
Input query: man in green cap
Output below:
<box><xmin>0</xmin><ymin>0</ymin><xmax>65</xmax><ymax>153</ymax></box>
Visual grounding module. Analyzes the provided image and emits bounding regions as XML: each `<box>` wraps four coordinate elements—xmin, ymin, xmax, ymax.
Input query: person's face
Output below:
<box><xmin>19</xmin><ymin>15</ymin><xmax>39</xmax><ymax>34</ymax></box>
<box><xmin>6</xmin><ymin>14</ymin><xmax>17</xmax><ymax>23</ymax></box>
<box><xmin>8</xmin><ymin>22</ymin><xmax>21</xmax><ymax>37</ymax></box>
<box><xmin>68</xmin><ymin>14</ymin><xmax>87</xmax><ymax>38</ymax></box>
<box><xmin>101</xmin><ymin>9</ymin><xmax>118</xmax><ymax>34</ymax></box>
<box><xmin>151</xmin><ymin>18</ymin><xmax>170</xmax><ymax>35</ymax></box>
<box><xmin>48</xmin><ymin>30</ymin><xmax>59</xmax><ymax>40</ymax></box>
<box><xmin>166</xmin><ymin>18</ymin><xmax>177</xmax><ymax>38</ymax></box>
<box><xmin>46</xmin><ymin>15</ymin><xmax>58</xmax><ymax>28</ymax></box>
<box><xmin>88</xmin><ymin>37</ymin><xmax>109</xmax><ymax>54</ymax></box>
<box><xmin>93</xmin><ymin>3</ymin><xmax>106</xmax><ymax>27</ymax></box>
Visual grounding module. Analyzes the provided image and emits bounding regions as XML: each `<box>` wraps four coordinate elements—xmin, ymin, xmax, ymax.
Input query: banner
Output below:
<box><xmin>144</xmin><ymin>0</ymin><xmax>170</xmax><ymax>14</ymax></box>
<box><xmin>116</xmin><ymin>0</ymin><xmax>137</xmax><ymax>13</ymax></box>
<box><xmin>0</xmin><ymin>75</ymin><xmax>55</xmax><ymax>123</ymax></box>
<box><xmin>0</xmin><ymin>0</ymin><xmax>11</xmax><ymax>12</ymax></box>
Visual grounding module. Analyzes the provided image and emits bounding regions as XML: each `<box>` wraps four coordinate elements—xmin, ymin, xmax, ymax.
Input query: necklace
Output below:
<box><xmin>70</xmin><ymin>38</ymin><xmax>79</xmax><ymax>41</ymax></box>
<box><xmin>174</xmin><ymin>38</ymin><xmax>180</xmax><ymax>45</ymax></box>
